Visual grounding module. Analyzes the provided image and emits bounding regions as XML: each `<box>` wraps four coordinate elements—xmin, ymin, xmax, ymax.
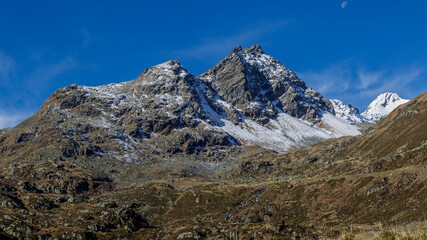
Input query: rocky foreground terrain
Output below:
<box><xmin>0</xmin><ymin>46</ymin><xmax>425</xmax><ymax>239</ymax></box>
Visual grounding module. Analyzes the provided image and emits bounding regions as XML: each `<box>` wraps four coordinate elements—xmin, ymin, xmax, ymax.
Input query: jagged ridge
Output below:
<box><xmin>330</xmin><ymin>99</ymin><xmax>368</xmax><ymax>124</ymax></box>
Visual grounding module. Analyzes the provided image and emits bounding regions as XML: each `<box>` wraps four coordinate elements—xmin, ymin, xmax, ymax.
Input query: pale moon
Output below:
<box><xmin>341</xmin><ymin>1</ymin><xmax>348</xmax><ymax>8</ymax></box>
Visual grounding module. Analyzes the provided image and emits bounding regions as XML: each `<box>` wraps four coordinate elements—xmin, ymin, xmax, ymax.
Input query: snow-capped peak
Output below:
<box><xmin>330</xmin><ymin>99</ymin><xmax>368</xmax><ymax>124</ymax></box>
<box><xmin>361</xmin><ymin>92</ymin><xmax>409</xmax><ymax>122</ymax></box>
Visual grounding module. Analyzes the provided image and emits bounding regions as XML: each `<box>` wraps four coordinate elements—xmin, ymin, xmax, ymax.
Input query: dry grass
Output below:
<box><xmin>374</xmin><ymin>225</ymin><xmax>427</xmax><ymax>240</ymax></box>
<box><xmin>337</xmin><ymin>221</ymin><xmax>427</xmax><ymax>240</ymax></box>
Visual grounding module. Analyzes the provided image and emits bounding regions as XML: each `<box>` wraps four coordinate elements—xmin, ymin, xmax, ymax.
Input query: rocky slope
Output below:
<box><xmin>362</xmin><ymin>92</ymin><xmax>409</xmax><ymax>121</ymax></box>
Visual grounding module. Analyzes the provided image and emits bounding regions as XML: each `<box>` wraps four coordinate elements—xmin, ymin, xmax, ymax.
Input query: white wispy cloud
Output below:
<box><xmin>358</xmin><ymin>67</ymin><xmax>423</xmax><ymax>98</ymax></box>
<box><xmin>30</xmin><ymin>49</ymin><xmax>47</xmax><ymax>61</ymax></box>
<box><xmin>0</xmin><ymin>51</ymin><xmax>15</xmax><ymax>84</ymax></box>
<box><xmin>0</xmin><ymin>53</ymin><xmax>77</xmax><ymax>128</ymax></box>
<box><xmin>357</xmin><ymin>69</ymin><xmax>384</xmax><ymax>89</ymax></box>
<box><xmin>298</xmin><ymin>60</ymin><xmax>352</xmax><ymax>94</ymax></box>
<box><xmin>81</xmin><ymin>28</ymin><xmax>91</xmax><ymax>48</ymax></box>
<box><xmin>298</xmin><ymin>59</ymin><xmax>424</xmax><ymax>109</ymax></box>
<box><xmin>171</xmin><ymin>20</ymin><xmax>289</xmax><ymax>61</ymax></box>
<box><xmin>0</xmin><ymin>110</ymin><xmax>33</xmax><ymax>129</ymax></box>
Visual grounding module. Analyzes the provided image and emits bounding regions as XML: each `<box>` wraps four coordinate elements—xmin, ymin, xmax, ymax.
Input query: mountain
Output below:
<box><xmin>0</xmin><ymin>46</ymin><xmax>360</xmax><ymax>171</ymax></box>
<box><xmin>0</xmin><ymin>45</ymin><xmax>363</xmax><ymax>198</ymax></box>
<box><xmin>330</xmin><ymin>99</ymin><xmax>368</xmax><ymax>124</ymax></box>
<box><xmin>0</xmin><ymin>44</ymin><xmax>425</xmax><ymax>239</ymax></box>
<box><xmin>361</xmin><ymin>92</ymin><xmax>409</xmax><ymax>121</ymax></box>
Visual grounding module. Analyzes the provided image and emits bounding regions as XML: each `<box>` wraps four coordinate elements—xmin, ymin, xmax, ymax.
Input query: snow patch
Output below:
<box><xmin>320</xmin><ymin>112</ymin><xmax>361</xmax><ymax>137</ymax></box>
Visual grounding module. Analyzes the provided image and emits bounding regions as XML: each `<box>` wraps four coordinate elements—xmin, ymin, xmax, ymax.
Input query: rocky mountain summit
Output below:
<box><xmin>362</xmin><ymin>92</ymin><xmax>409</xmax><ymax>121</ymax></box>
<box><xmin>198</xmin><ymin>45</ymin><xmax>334</xmax><ymax>124</ymax></box>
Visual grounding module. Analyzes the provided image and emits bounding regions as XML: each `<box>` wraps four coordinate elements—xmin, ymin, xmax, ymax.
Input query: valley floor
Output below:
<box><xmin>1</xmin><ymin>159</ymin><xmax>425</xmax><ymax>239</ymax></box>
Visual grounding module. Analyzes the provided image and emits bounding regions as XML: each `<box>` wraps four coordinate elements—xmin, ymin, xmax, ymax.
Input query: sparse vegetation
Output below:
<box><xmin>336</xmin><ymin>221</ymin><xmax>427</xmax><ymax>240</ymax></box>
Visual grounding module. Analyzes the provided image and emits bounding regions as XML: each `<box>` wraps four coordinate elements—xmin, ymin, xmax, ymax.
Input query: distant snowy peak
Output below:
<box><xmin>361</xmin><ymin>92</ymin><xmax>409</xmax><ymax>122</ymax></box>
<box><xmin>330</xmin><ymin>99</ymin><xmax>367</xmax><ymax>124</ymax></box>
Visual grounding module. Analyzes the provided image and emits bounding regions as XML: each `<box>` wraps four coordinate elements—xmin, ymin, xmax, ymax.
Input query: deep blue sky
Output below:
<box><xmin>1</xmin><ymin>0</ymin><xmax>426</xmax><ymax>128</ymax></box>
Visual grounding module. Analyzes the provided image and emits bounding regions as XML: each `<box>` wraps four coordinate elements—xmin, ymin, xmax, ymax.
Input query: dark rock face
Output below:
<box><xmin>240</xmin><ymin>161</ymin><xmax>274</xmax><ymax>174</ymax></box>
<box><xmin>0</xmin><ymin>192</ymin><xmax>25</xmax><ymax>209</ymax></box>
<box><xmin>16</xmin><ymin>133</ymin><xmax>35</xmax><ymax>143</ymax></box>
<box><xmin>19</xmin><ymin>181</ymin><xmax>40</xmax><ymax>193</ymax></box>
<box><xmin>198</xmin><ymin>45</ymin><xmax>334</xmax><ymax>123</ymax></box>
<box><xmin>27</xmin><ymin>195</ymin><xmax>57</xmax><ymax>210</ymax></box>
<box><xmin>37</xmin><ymin>178</ymin><xmax>90</xmax><ymax>194</ymax></box>
<box><xmin>114</xmin><ymin>208</ymin><xmax>150</xmax><ymax>231</ymax></box>
<box><xmin>304</xmin><ymin>157</ymin><xmax>318</xmax><ymax>163</ymax></box>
